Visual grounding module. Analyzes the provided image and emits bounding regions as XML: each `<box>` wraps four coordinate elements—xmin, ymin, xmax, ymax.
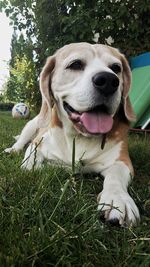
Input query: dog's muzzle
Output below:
<box><xmin>62</xmin><ymin>72</ymin><xmax>120</xmax><ymax>135</ymax></box>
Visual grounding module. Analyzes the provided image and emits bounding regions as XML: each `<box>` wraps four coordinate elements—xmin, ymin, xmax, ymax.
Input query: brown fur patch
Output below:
<box><xmin>33</xmin><ymin>127</ymin><xmax>48</xmax><ymax>146</ymax></box>
<box><xmin>107</xmin><ymin>46</ymin><xmax>122</xmax><ymax>60</ymax></box>
<box><xmin>118</xmin><ymin>140</ymin><xmax>134</xmax><ymax>177</ymax></box>
<box><xmin>40</xmin><ymin>56</ymin><xmax>55</xmax><ymax>81</ymax></box>
<box><xmin>50</xmin><ymin>104</ymin><xmax>63</xmax><ymax>128</ymax></box>
<box><xmin>108</xmin><ymin>116</ymin><xmax>129</xmax><ymax>141</ymax></box>
<box><xmin>108</xmin><ymin>117</ymin><xmax>134</xmax><ymax>176</ymax></box>
<box><xmin>33</xmin><ymin>105</ymin><xmax>62</xmax><ymax>146</ymax></box>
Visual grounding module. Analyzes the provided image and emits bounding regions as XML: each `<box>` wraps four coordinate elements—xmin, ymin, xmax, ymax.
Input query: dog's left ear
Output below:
<box><xmin>38</xmin><ymin>56</ymin><xmax>55</xmax><ymax>127</ymax></box>
<box><xmin>121</xmin><ymin>55</ymin><xmax>136</xmax><ymax>122</ymax></box>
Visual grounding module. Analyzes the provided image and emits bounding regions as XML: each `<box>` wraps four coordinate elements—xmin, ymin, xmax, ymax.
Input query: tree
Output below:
<box><xmin>1</xmin><ymin>0</ymin><xmax>150</xmax><ymax>108</ymax></box>
<box><xmin>2</xmin><ymin>0</ymin><xmax>149</xmax><ymax>56</ymax></box>
<box><xmin>6</xmin><ymin>54</ymin><xmax>38</xmax><ymax>107</ymax></box>
<box><xmin>5</xmin><ymin>30</ymin><xmax>40</xmax><ymax>109</ymax></box>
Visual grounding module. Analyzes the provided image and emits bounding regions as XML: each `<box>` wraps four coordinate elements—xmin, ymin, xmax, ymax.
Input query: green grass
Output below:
<box><xmin>0</xmin><ymin>111</ymin><xmax>150</xmax><ymax>267</ymax></box>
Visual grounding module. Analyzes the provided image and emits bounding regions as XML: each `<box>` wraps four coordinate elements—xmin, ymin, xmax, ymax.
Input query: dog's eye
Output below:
<box><xmin>66</xmin><ymin>60</ymin><xmax>85</xmax><ymax>71</ymax></box>
<box><xmin>109</xmin><ymin>63</ymin><xmax>121</xmax><ymax>74</ymax></box>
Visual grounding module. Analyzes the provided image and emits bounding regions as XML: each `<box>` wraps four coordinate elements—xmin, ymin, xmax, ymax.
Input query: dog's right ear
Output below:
<box><xmin>38</xmin><ymin>56</ymin><xmax>55</xmax><ymax>127</ymax></box>
<box><xmin>121</xmin><ymin>54</ymin><xmax>136</xmax><ymax>122</ymax></box>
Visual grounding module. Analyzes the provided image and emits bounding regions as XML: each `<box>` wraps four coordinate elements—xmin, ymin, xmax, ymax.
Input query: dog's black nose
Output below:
<box><xmin>92</xmin><ymin>72</ymin><xmax>119</xmax><ymax>96</ymax></box>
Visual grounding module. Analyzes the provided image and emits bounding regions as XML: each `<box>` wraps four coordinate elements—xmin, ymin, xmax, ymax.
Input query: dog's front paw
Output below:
<box><xmin>4</xmin><ymin>143</ymin><xmax>23</xmax><ymax>153</ymax></box>
<box><xmin>97</xmin><ymin>190</ymin><xmax>140</xmax><ymax>227</ymax></box>
<box><xmin>4</xmin><ymin>147</ymin><xmax>15</xmax><ymax>153</ymax></box>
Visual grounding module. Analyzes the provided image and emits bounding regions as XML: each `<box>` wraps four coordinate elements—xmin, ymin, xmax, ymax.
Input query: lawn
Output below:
<box><xmin>0</xmin><ymin>111</ymin><xmax>150</xmax><ymax>267</ymax></box>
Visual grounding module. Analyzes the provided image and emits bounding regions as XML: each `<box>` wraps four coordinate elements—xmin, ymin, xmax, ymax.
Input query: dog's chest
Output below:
<box><xmin>45</xmin><ymin>129</ymin><xmax>122</xmax><ymax>172</ymax></box>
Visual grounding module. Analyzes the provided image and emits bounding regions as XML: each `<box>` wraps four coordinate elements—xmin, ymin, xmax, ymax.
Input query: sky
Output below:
<box><xmin>0</xmin><ymin>12</ymin><xmax>13</xmax><ymax>92</ymax></box>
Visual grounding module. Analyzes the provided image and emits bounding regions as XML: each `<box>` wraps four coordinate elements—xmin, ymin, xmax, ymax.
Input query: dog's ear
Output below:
<box><xmin>121</xmin><ymin>55</ymin><xmax>136</xmax><ymax>122</ymax></box>
<box><xmin>38</xmin><ymin>56</ymin><xmax>55</xmax><ymax>127</ymax></box>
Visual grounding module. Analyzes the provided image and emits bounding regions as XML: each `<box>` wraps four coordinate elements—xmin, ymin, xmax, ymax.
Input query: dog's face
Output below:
<box><xmin>39</xmin><ymin>43</ymin><xmax>135</xmax><ymax>135</ymax></box>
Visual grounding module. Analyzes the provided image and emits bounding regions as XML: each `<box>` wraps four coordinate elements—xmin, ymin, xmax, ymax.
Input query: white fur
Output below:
<box><xmin>5</xmin><ymin>43</ymin><xmax>140</xmax><ymax>226</ymax></box>
<box><xmin>98</xmin><ymin>162</ymin><xmax>140</xmax><ymax>226</ymax></box>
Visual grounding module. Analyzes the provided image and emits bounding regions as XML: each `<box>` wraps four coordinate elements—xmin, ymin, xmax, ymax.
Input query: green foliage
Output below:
<box><xmin>6</xmin><ymin>54</ymin><xmax>38</xmax><ymax>108</ymax></box>
<box><xmin>0</xmin><ymin>102</ymin><xmax>14</xmax><ymax>111</ymax></box>
<box><xmin>5</xmin><ymin>30</ymin><xmax>41</xmax><ymax>110</ymax></box>
<box><xmin>1</xmin><ymin>0</ymin><xmax>150</xmax><ymax>56</ymax></box>
<box><xmin>1</xmin><ymin>0</ymin><xmax>150</xmax><ymax>108</ymax></box>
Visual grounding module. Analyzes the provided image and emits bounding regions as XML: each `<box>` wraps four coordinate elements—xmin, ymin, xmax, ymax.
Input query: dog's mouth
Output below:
<box><xmin>63</xmin><ymin>101</ymin><xmax>113</xmax><ymax>135</ymax></box>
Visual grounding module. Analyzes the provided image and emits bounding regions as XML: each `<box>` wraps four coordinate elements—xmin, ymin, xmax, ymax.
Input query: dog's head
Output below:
<box><xmin>38</xmin><ymin>43</ymin><xmax>135</xmax><ymax>135</ymax></box>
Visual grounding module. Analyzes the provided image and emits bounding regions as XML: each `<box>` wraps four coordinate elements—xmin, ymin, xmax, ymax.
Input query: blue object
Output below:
<box><xmin>130</xmin><ymin>52</ymin><xmax>150</xmax><ymax>70</ymax></box>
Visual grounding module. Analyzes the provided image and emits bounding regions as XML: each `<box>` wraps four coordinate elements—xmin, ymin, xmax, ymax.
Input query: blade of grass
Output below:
<box><xmin>72</xmin><ymin>137</ymin><xmax>76</xmax><ymax>175</ymax></box>
<box><xmin>44</xmin><ymin>178</ymin><xmax>70</xmax><ymax>225</ymax></box>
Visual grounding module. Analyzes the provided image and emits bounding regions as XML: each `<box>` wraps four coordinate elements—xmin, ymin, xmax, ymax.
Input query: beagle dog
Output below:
<box><xmin>5</xmin><ymin>43</ymin><xmax>140</xmax><ymax>226</ymax></box>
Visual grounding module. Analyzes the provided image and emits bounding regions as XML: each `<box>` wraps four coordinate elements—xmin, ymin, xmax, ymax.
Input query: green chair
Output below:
<box><xmin>129</xmin><ymin>53</ymin><xmax>150</xmax><ymax>129</ymax></box>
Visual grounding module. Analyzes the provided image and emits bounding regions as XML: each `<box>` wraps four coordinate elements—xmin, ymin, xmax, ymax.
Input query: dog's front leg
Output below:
<box><xmin>98</xmin><ymin>161</ymin><xmax>140</xmax><ymax>226</ymax></box>
<box><xmin>4</xmin><ymin>116</ymin><xmax>39</xmax><ymax>153</ymax></box>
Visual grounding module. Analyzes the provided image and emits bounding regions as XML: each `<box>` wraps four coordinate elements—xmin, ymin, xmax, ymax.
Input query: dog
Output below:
<box><xmin>5</xmin><ymin>42</ymin><xmax>140</xmax><ymax>226</ymax></box>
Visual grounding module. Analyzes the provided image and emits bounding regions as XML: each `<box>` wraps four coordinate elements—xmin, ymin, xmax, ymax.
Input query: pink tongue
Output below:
<box><xmin>80</xmin><ymin>111</ymin><xmax>113</xmax><ymax>134</ymax></box>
